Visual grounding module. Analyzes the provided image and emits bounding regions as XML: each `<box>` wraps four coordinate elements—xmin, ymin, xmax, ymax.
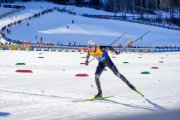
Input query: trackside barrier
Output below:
<box><xmin>1</xmin><ymin>45</ymin><xmax>180</xmax><ymax>53</ymax></box>
<box><xmin>0</xmin><ymin>45</ymin><xmax>30</xmax><ymax>51</ymax></box>
<box><xmin>119</xmin><ymin>47</ymin><xmax>180</xmax><ymax>52</ymax></box>
<box><xmin>0</xmin><ymin>8</ymin><xmax>25</xmax><ymax>19</ymax></box>
<box><xmin>30</xmin><ymin>46</ymin><xmax>180</xmax><ymax>53</ymax></box>
<box><xmin>82</xmin><ymin>14</ymin><xmax>180</xmax><ymax>31</ymax></box>
<box><xmin>30</xmin><ymin>46</ymin><xmax>79</xmax><ymax>52</ymax></box>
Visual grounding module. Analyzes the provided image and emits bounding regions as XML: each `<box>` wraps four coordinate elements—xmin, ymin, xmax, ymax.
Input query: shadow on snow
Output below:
<box><xmin>92</xmin><ymin>98</ymin><xmax>166</xmax><ymax>112</ymax></box>
<box><xmin>0</xmin><ymin>112</ymin><xmax>10</xmax><ymax>117</ymax></box>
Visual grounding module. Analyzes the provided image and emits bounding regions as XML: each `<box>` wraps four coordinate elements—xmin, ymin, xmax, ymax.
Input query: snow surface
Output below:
<box><xmin>0</xmin><ymin>2</ymin><xmax>179</xmax><ymax>46</ymax></box>
<box><xmin>0</xmin><ymin>50</ymin><xmax>180</xmax><ymax>120</ymax></box>
<box><xmin>0</xmin><ymin>7</ymin><xmax>14</xmax><ymax>15</ymax></box>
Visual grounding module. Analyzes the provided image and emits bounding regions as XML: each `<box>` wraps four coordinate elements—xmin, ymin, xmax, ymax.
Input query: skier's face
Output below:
<box><xmin>88</xmin><ymin>45</ymin><xmax>95</xmax><ymax>52</ymax></box>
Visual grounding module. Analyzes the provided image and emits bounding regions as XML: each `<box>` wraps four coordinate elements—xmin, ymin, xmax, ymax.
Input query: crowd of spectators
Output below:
<box><xmin>0</xmin><ymin>4</ymin><xmax>25</xmax><ymax>19</ymax></box>
<box><xmin>0</xmin><ymin>5</ymin><xmax>179</xmax><ymax>50</ymax></box>
<box><xmin>2</xmin><ymin>4</ymin><xmax>25</xmax><ymax>9</ymax></box>
<box><xmin>0</xmin><ymin>8</ymin><xmax>54</xmax><ymax>45</ymax></box>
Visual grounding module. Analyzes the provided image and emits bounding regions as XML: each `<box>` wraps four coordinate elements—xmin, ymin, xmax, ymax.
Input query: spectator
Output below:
<box><xmin>40</xmin><ymin>37</ymin><xmax>43</xmax><ymax>43</ymax></box>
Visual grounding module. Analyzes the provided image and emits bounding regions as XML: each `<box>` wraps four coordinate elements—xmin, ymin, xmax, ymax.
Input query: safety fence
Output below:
<box><xmin>82</xmin><ymin>14</ymin><xmax>180</xmax><ymax>31</ymax></box>
<box><xmin>0</xmin><ymin>7</ymin><xmax>25</xmax><ymax>19</ymax></box>
<box><xmin>120</xmin><ymin>47</ymin><xmax>180</xmax><ymax>52</ymax></box>
<box><xmin>1</xmin><ymin>45</ymin><xmax>180</xmax><ymax>53</ymax></box>
<box><xmin>29</xmin><ymin>45</ymin><xmax>180</xmax><ymax>53</ymax></box>
<box><xmin>0</xmin><ymin>45</ymin><xmax>30</xmax><ymax>51</ymax></box>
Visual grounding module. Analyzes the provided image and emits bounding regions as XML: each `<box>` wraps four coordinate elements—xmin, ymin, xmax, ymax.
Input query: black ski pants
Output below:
<box><xmin>95</xmin><ymin>57</ymin><xmax>132</xmax><ymax>92</ymax></box>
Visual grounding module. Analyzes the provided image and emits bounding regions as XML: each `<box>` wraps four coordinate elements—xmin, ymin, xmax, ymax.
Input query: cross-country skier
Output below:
<box><xmin>85</xmin><ymin>40</ymin><xmax>136</xmax><ymax>98</ymax></box>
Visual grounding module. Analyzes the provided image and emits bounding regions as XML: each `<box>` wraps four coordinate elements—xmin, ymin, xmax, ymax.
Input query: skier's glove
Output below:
<box><xmin>114</xmin><ymin>50</ymin><xmax>120</xmax><ymax>55</ymax></box>
<box><xmin>85</xmin><ymin>61</ymin><xmax>89</xmax><ymax>66</ymax></box>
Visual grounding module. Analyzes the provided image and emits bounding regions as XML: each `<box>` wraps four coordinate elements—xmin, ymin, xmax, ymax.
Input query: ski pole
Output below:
<box><xmin>131</xmin><ymin>30</ymin><xmax>152</xmax><ymax>45</ymax></box>
<box><xmin>123</xmin><ymin>30</ymin><xmax>152</xmax><ymax>51</ymax></box>
<box><xmin>110</xmin><ymin>32</ymin><xmax>128</xmax><ymax>46</ymax></box>
<box><xmin>88</xmin><ymin>32</ymin><xmax>127</xmax><ymax>64</ymax></box>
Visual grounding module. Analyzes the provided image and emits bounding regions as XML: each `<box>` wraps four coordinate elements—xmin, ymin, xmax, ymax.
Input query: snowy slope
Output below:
<box><xmin>0</xmin><ymin>2</ymin><xmax>59</xmax><ymax>43</ymax></box>
<box><xmin>0</xmin><ymin>1</ymin><xmax>179</xmax><ymax>46</ymax></box>
<box><xmin>0</xmin><ymin>7</ymin><xmax>13</xmax><ymax>15</ymax></box>
<box><xmin>0</xmin><ymin>50</ymin><xmax>180</xmax><ymax>120</ymax></box>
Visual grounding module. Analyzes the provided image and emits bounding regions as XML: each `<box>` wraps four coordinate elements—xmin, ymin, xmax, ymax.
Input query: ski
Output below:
<box><xmin>134</xmin><ymin>88</ymin><xmax>144</xmax><ymax>97</ymax></box>
<box><xmin>74</xmin><ymin>96</ymin><xmax>114</xmax><ymax>102</ymax></box>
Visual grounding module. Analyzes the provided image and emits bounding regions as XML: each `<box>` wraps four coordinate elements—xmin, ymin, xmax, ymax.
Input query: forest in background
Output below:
<box><xmin>1</xmin><ymin>0</ymin><xmax>180</xmax><ymax>26</ymax></box>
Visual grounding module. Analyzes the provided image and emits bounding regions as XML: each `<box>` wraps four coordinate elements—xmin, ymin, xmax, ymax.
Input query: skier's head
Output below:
<box><xmin>88</xmin><ymin>40</ymin><xmax>95</xmax><ymax>47</ymax></box>
<box><xmin>87</xmin><ymin>40</ymin><xmax>96</xmax><ymax>51</ymax></box>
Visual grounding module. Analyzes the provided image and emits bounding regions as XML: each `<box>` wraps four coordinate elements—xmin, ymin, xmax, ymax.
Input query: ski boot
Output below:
<box><xmin>94</xmin><ymin>91</ymin><xmax>102</xmax><ymax>98</ymax></box>
<box><xmin>128</xmin><ymin>83</ymin><xmax>136</xmax><ymax>90</ymax></box>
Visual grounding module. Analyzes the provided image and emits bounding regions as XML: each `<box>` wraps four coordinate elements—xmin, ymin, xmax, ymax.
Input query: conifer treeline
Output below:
<box><xmin>1</xmin><ymin>0</ymin><xmax>179</xmax><ymax>26</ymax></box>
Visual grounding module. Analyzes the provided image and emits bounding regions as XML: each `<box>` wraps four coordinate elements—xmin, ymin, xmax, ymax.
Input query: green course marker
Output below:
<box><xmin>141</xmin><ymin>71</ymin><xmax>150</xmax><ymax>74</ymax></box>
<box><xmin>16</xmin><ymin>63</ymin><xmax>26</xmax><ymax>65</ymax></box>
<box><xmin>38</xmin><ymin>57</ymin><xmax>44</xmax><ymax>58</ymax></box>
